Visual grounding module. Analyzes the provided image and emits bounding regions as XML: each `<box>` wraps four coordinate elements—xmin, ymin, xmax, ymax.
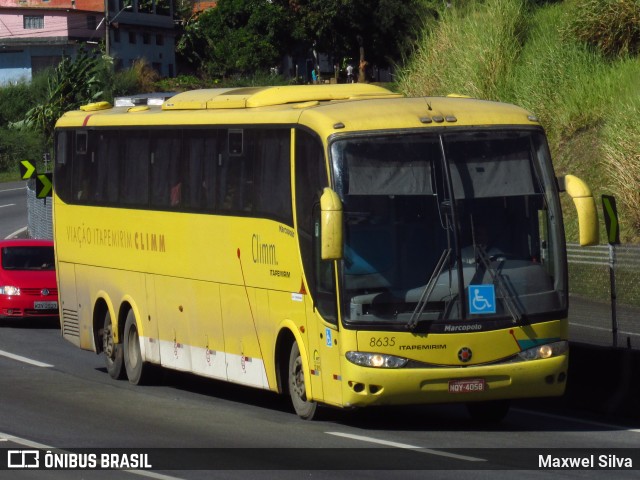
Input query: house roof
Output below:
<box><xmin>192</xmin><ymin>1</ymin><xmax>216</xmax><ymax>14</ymax></box>
<box><xmin>0</xmin><ymin>0</ymin><xmax>103</xmax><ymax>11</ymax></box>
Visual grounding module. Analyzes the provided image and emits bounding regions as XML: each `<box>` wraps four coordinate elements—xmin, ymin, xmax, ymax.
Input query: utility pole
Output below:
<box><xmin>105</xmin><ymin>0</ymin><xmax>111</xmax><ymax>58</ymax></box>
<box><xmin>104</xmin><ymin>1</ymin><xmax>132</xmax><ymax>59</ymax></box>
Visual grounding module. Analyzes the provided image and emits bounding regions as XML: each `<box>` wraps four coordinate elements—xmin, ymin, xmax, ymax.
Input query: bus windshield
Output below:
<box><xmin>330</xmin><ymin>129</ymin><xmax>567</xmax><ymax>328</ymax></box>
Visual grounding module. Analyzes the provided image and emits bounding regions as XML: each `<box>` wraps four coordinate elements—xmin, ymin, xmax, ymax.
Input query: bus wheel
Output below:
<box><xmin>103</xmin><ymin>310</ymin><xmax>124</xmax><ymax>380</ymax></box>
<box><xmin>466</xmin><ymin>400</ymin><xmax>511</xmax><ymax>423</ymax></box>
<box><xmin>123</xmin><ymin>310</ymin><xmax>149</xmax><ymax>385</ymax></box>
<box><xmin>288</xmin><ymin>342</ymin><xmax>317</xmax><ymax>420</ymax></box>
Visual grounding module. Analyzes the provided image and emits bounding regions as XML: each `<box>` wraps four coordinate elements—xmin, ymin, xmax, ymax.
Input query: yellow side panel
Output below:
<box><xmin>153</xmin><ymin>276</ymin><xmax>226</xmax><ymax>379</ymax></box>
<box><xmin>220</xmin><ymin>284</ymin><xmax>269</xmax><ymax>388</ymax></box>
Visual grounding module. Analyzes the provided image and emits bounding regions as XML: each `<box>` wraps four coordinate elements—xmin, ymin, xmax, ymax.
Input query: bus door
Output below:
<box><xmin>305</xmin><ymin>229</ymin><xmax>343</xmax><ymax>406</ymax></box>
<box><xmin>305</xmin><ymin>302</ymin><xmax>342</xmax><ymax>407</ymax></box>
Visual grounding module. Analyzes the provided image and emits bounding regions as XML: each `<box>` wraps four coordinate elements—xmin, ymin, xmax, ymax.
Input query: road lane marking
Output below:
<box><xmin>1</xmin><ymin>433</ymin><xmax>50</xmax><ymax>449</ymax></box>
<box><xmin>569</xmin><ymin>322</ymin><xmax>640</xmax><ymax>337</ymax></box>
<box><xmin>5</xmin><ymin>226</ymin><xmax>28</xmax><ymax>239</ymax></box>
<box><xmin>0</xmin><ymin>431</ymin><xmax>186</xmax><ymax>480</ymax></box>
<box><xmin>0</xmin><ymin>203</ymin><xmax>16</xmax><ymax>208</ymax></box>
<box><xmin>325</xmin><ymin>431</ymin><xmax>486</xmax><ymax>462</ymax></box>
<box><xmin>0</xmin><ymin>349</ymin><xmax>54</xmax><ymax>368</ymax></box>
<box><xmin>515</xmin><ymin>408</ymin><xmax>640</xmax><ymax>433</ymax></box>
<box><xmin>0</xmin><ymin>187</ymin><xmax>25</xmax><ymax>193</ymax></box>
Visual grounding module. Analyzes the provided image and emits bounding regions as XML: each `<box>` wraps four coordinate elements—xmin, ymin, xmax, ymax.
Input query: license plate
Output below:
<box><xmin>448</xmin><ymin>378</ymin><xmax>486</xmax><ymax>393</ymax></box>
<box><xmin>34</xmin><ymin>301</ymin><xmax>58</xmax><ymax>310</ymax></box>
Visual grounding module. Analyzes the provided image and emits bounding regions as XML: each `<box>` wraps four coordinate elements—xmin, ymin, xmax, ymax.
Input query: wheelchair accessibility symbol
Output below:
<box><xmin>469</xmin><ymin>284</ymin><xmax>496</xmax><ymax>314</ymax></box>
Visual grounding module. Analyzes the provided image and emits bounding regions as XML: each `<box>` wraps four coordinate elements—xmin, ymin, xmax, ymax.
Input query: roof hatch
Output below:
<box><xmin>162</xmin><ymin>84</ymin><xmax>398</xmax><ymax>110</ymax></box>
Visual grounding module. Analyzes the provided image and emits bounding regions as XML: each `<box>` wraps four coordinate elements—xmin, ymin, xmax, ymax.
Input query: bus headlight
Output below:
<box><xmin>517</xmin><ymin>341</ymin><xmax>568</xmax><ymax>361</ymax></box>
<box><xmin>0</xmin><ymin>286</ymin><xmax>20</xmax><ymax>296</ymax></box>
<box><xmin>346</xmin><ymin>351</ymin><xmax>408</xmax><ymax>368</ymax></box>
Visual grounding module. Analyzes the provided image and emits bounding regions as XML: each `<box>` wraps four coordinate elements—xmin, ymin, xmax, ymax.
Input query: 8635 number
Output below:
<box><xmin>369</xmin><ymin>337</ymin><xmax>396</xmax><ymax>347</ymax></box>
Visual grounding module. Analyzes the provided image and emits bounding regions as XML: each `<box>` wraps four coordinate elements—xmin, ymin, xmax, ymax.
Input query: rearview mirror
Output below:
<box><xmin>561</xmin><ymin>174</ymin><xmax>599</xmax><ymax>246</ymax></box>
<box><xmin>320</xmin><ymin>188</ymin><xmax>343</xmax><ymax>260</ymax></box>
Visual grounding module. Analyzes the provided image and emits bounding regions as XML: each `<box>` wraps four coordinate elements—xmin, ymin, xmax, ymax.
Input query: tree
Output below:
<box><xmin>282</xmin><ymin>0</ymin><xmax>430</xmax><ymax>74</ymax></box>
<box><xmin>25</xmin><ymin>49</ymin><xmax>106</xmax><ymax>145</ymax></box>
<box><xmin>0</xmin><ymin>127</ymin><xmax>45</xmax><ymax>174</ymax></box>
<box><xmin>182</xmin><ymin>0</ymin><xmax>295</xmax><ymax>78</ymax></box>
<box><xmin>178</xmin><ymin>0</ymin><xmax>429</xmax><ymax>81</ymax></box>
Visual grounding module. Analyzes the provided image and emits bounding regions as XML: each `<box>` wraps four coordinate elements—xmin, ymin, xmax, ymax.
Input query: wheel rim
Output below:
<box><xmin>127</xmin><ymin>326</ymin><xmax>139</xmax><ymax>370</ymax></box>
<box><xmin>290</xmin><ymin>355</ymin><xmax>306</xmax><ymax>401</ymax></box>
<box><xmin>103</xmin><ymin>322</ymin><xmax>115</xmax><ymax>360</ymax></box>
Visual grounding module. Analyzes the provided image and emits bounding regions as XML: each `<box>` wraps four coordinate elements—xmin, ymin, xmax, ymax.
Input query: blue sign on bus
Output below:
<box><xmin>469</xmin><ymin>284</ymin><xmax>496</xmax><ymax>314</ymax></box>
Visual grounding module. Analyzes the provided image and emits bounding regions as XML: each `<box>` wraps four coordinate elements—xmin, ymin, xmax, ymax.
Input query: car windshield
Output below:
<box><xmin>2</xmin><ymin>246</ymin><xmax>55</xmax><ymax>271</ymax></box>
<box><xmin>330</xmin><ymin>129</ymin><xmax>566</xmax><ymax>328</ymax></box>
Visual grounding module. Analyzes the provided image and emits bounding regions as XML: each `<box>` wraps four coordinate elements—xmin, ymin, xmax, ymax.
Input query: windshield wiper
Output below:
<box><xmin>407</xmin><ymin>248</ymin><xmax>451</xmax><ymax>331</ymax></box>
<box><xmin>475</xmin><ymin>245</ymin><xmax>522</xmax><ymax>323</ymax></box>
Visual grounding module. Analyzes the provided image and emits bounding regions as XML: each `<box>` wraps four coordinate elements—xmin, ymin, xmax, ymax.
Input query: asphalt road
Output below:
<box><xmin>0</xmin><ymin>181</ymin><xmax>28</xmax><ymax>238</ymax></box>
<box><xmin>1</xmin><ymin>323</ymin><xmax>640</xmax><ymax>479</ymax></box>
<box><xmin>2</xmin><ymin>182</ymin><xmax>639</xmax><ymax>479</ymax></box>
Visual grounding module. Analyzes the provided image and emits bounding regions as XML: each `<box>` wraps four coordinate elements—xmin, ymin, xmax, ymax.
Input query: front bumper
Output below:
<box><xmin>340</xmin><ymin>353</ymin><xmax>568</xmax><ymax>407</ymax></box>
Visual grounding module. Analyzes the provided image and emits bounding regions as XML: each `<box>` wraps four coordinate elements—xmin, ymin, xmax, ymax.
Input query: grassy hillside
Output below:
<box><xmin>398</xmin><ymin>0</ymin><xmax>640</xmax><ymax>243</ymax></box>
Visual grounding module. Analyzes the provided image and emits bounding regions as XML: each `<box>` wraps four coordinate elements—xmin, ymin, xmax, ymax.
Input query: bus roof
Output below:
<box><xmin>162</xmin><ymin>84</ymin><xmax>397</xmax><ymax>109</ymax></box>
<box><xmin>57</xmin><ymin>85</ymin><xmax>540</xmax><ymax>134</ymax></box>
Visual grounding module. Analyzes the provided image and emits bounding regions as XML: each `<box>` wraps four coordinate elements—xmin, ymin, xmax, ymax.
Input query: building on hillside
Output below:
<box><xmin>0</xmin><ymin>0</ymin><xmax>175</xmax><ymax>85</ymax></box>
<box><xmin>105</xmin><ymin>0</ymin><xmax>175</xmax><ymax>76</ymax></box>
<box><xmin>0</xmin><ymin>0</ymin><xmax>103</xmax><ymax>84</ymax></box>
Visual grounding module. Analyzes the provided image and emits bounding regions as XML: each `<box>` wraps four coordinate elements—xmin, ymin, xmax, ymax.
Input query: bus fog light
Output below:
<box><xmin>346</xmin><ymin>351</ymin><xmax>408</xmax><ymax>368</ymax></box>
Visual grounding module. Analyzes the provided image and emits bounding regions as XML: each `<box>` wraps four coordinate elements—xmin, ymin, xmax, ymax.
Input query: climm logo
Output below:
<box><xmin>252</xmin><ymin>234</ymin><xmax>277</xmax><ymax>265</ymax></box>
<box><xmin>135</xmin><ymin>232</ymin><xmax>166</xmax><ymax>252</ymax></box>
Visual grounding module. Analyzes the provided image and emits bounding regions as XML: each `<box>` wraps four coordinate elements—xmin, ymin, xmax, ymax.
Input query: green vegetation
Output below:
<box><xmin>0</xmin><ymin>53</ymin><xmax>169</xmax><ymax>180</ymax></box>
<box><xmin>0</xmin><ymin>0</ymin><xmax>637</xmax><ymax>245</ymax></box>
<box><xmin>177</xmin><ymin>0</ymin><xmax>428</xmax><ymax>80</ymax></box>
<box><xmin>397</xmin><ymin>0</ymin><xmax>640</xmax><ymax>243</ymax></box>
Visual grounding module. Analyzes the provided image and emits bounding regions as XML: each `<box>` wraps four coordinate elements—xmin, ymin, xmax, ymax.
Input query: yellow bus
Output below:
<box><xmin>53</xmin><ymin>84</ymin><xmax>598</xmax><ymax>421</ymax></box>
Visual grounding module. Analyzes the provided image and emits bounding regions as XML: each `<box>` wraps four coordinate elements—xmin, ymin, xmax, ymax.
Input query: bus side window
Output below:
<box><xmin>150</xmin><ymin>130</ymin><xmax>182</xmax><ymax>208</ymax></box>
<box><xmin>73</xmin><ymin>131</ymin><xmax>91</xmax><ymax>202</ymax></box>
<box><xmin>185</xmin><ymin>129</ymin><xmax>219</xmax><ymax>211</ymax></box>
<box><xmin>201</xmin><ymin>132</ymin><xmax>219</xmax><ymax>211</ymax></box>
<box><xmin>121</xmin><ymin>131</ymin><xmax>150</xmax><ymax>206</ymax></box>
<box><xmin>54</xmin><ymin>131</ymin><xmax>72</xmax><ymax>203</ymax></box>
<box><xmin>253</xmin><ymin>129</ymin><xmax>292</xmax><ymax>224</ymax></box>
<box><xmin>94</xmin><ymin>130</ymin><xmax>120</xmax><ymax>204</ymax></box>
<box><xmin>222</xmin><ymin>129</ymin><xmax>253</xmax><ymax>213</ymax></box>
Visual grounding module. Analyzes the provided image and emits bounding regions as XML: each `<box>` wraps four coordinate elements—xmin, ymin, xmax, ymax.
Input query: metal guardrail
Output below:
<box><xmin>26</xmin><ymin>179</ymin><xmax>53</xmax><ymax>240</ymax></box>
<box><xmin>567</xmin><ymin>243</ymin><xmax>640</xmax><ymax>269</ymax></box>
<box><xmin>567</xmin><ymin>243</ymin><xmax>640</xmax><ymax>349</ymax></box>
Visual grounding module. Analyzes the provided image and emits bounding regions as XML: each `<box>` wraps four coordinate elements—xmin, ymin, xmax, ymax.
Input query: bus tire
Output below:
<box><xmin>466</xmin><ymin>400</ymin><xmax>510</xmax><ymax>423</ymax></box>
<box><xmin>123</xmin><ymin>310</ymin><xmax>149</xmax><ymax>385</ymax></box>
<box><xmin>288</xmin><ymin>341</ymin><xmax>317</xmax><ymax>420</ymax></box>
<box><xmin>103</xmin><ymin>310</ymin><xmax>124</xmax><ymax>380</ymax></box>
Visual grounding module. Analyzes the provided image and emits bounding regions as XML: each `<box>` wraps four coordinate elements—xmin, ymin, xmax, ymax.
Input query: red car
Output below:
<box><xmin>0</xmin><ymin>239</ymin><xmax>58</xmax><ymax>320</ymax></box>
